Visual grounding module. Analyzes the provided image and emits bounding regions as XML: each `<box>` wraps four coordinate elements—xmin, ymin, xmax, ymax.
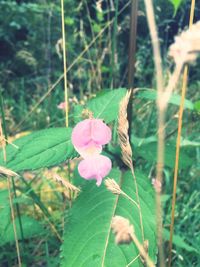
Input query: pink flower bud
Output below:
<box><xmin>57</xmin><ymin>102</ymin><xmax>66</xmax><ymax>110</ymax></box>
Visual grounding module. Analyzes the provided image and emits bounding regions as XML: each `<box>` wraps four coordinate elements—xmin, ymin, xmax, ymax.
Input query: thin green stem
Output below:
<box><xmin>0</xmin><ymin>88</ymin><xmax>7</xmax><ymax>140</ymax></box>
<box><xmin>11</xmin><ymin>177</ymin><xmax>25</xmax><ymax>243</ymax></box>
<box><xmin>20</xmin><ymin>176</ymin><xmax>62</xmax><ymax>242</ymax></box>
<box><xmin>0</xmin><ymin>88</ymin><xmax>25</xmax><ymax>260</ymax></box>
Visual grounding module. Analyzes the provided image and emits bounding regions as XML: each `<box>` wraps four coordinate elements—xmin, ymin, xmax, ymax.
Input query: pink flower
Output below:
<box><xmin>78</xmin><ymin>155</ymin><xmax>112</xmax><ymax>186</ymax></box>
<box><xmin>71</xmin><ymin>118</ymin><xmax>112</xmax><ymax>186</ymax></box>
<box><xmin>57</xmin><ymin>102</ymin><xmax>66</xmax><ymax>110</ymax></box>
<box><xmin>71</xmin><ymin>119</ymin><xmax>111</xmax><ymax>154</ymax></box>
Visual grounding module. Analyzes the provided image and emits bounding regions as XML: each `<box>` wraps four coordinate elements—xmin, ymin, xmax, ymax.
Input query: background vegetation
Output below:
<box><xmin>0</xmin><ymin>0</ymin><xmax>199</xmax><ymax>266</ymax></box>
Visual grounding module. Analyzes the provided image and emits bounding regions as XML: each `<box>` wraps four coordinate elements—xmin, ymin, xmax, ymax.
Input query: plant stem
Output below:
<box><xmin>61</xmin><ymin>0</ymin><xmax>69</xmax><ymax>127</ymax></box>
<box><xmin>0</xmin><ymin>88</ymin><xmax>7</xmax><ymax>140</ymax></box>
<box><xmin>130</xmin><ymin>232</ymin><xmax>155</xmax><ymax>267</ymax></box>
<box><xmin>131</xmin><ymin>166</ymin><xmax>145</xmax><ymax>242</ymax></box>
<box><xmin>127</xmin><ymin>0</ymin><xmax>138</xmax><ymax>138</ymax></box>
<box><xmin>110</xmin><ymin>0</ymin><xmax>119</xmax><ymax>88</ymax></box>
<box><xmin>0</xmin><ymin>89</ymin><xmax>25</xmax><ymax>261</ymax></box>
<box><xmin>20</xmin><ymin>176</ymin><xmax>62</xmax><ymax>242</ymax></box>
<box><xmin>128</xmin><ymin>0</ymin><xmax>138</xmax><ymax>88</ymax></box>
<box><xmin>11</xmin><ymin>177</ymin><xmax>25</xmax><ymax>243</ymax></box>
<box><xmin>7</xmin><ymin>176</ymin><xmax>22</xmax><ymax>267</ymax></box>
<box><xmin>168</xmin><ymin>1</ymin><xmax>196</xmax><ymax>266</ymax></box>
<box><xmin>143</xmin><ymin>1</ymin><xmax>165</xmax><ymax>266</ymax></box>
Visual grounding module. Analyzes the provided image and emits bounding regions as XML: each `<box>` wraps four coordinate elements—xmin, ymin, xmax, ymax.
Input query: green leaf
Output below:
<box><xmin>194</xmin><ymin>100</ymin><xmax>200</xmax><ymax>112</ymax></box>
<box><xmin>60</xmin><ymin>169</ymin><xmax>157</xmax><ymax>267</ymax></box>
<box><xmin>0</xmin><ymin>190</ymin><xmax>44</xmax><ymax>245</ymax></box>
<box><xmin>136</xmin><ymin>89</ymin><xmax>194</xmax><ymax>110</ymax></box>
<box><xmin>169</xmin><ymin>0</ymin><xmax>183</xmax><ymax>15</ymax></box>
<box><xmin>134</xmin><ymin>141</ymin><xmax>193</xmax><ymax>169</ymax></box>
<box><xmin>0</xmin><ymin>215</ymin><xmax>44</xmax><ymax>246</ymax></box>
<box><xmin>0</xmin><ymin>128</ymin><xmax>76</xmax><ymax>172</ymax></box>
<box><xmin>180</xmin><ymin>137</ymin><xmax>200</xmax><ymax>147</ymax></box>
<box><xmin>87</xmin><ymin>88</ymin><xmax>126</xmax><ymax>123</ymax></box>
<box><xmin>73</xmin><ymin>88</ymin><xmax>126</xmax><ymax>124</ymax></box>
<box><xmin>163</xmin><ymin>229</ymin><xmax>198</xmax><ymax>253</ymax></box>
<box><xmin>0</xmin><ymin>190</ymin><xmax>10</xmax><ymax>233</ymax></box>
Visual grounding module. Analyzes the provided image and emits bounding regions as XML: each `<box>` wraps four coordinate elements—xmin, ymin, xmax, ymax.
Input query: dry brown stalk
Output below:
<box><xmin>168</xmin><ymin>1</ymin><xmax>196</xmax><ymax>266</ymax></box>
<box><xmin>105</xmin><ymin>178</ymin><xmax>139</xmax><ymax>208</ymax></box>
<box><xmin>144</xmin><ymin>3</ymin><xmax>198</xmax><ymax>267</ymax></box>
<box><xmin>0</xmin><ymin>166</ymin><xmax>19</xmax><ymax>177</ymax></box>
<box><xmin>126</xmin><ymin>254</ymin><xmax>140</xmax><ymax>267</ymax></box>
<box><xmin>143</xmin><ymin>1</ymin><xmax>166</xmax><ymax>266</ymax></box>
<box><xmin>7</xmin><ymin>173</ymin><xmax>22</xmax><ymax>267</ymax></box>
<box><xmin>111</xmin><ymin>216</ymin><xmax>155</xmax><ymax>267</ymax></box>
<box><xmin>53</xmin><ymin>174</ymin><xmax>80</xmax><ymax>193</ymax></box>
<box><xmin>0</xmin><ymin>119</ymin><xmax>6</xmax><ymax>162</ymax></box>
<box><xmin>118</xmin><ymin>90</ymin><xmax>145</xmax><ymax>242</ymax></box>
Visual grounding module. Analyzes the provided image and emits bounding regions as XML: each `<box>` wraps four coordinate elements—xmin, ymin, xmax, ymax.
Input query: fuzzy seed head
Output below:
<box><xmin>111</xmin><ymin>215</ymin><xmax>134</xmax><ymax>244</ymax></box>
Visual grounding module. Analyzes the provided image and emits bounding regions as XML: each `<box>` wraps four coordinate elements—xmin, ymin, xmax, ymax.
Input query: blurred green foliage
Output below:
<box><xmin>0</xmin><ymin>0</ymin><xmax>200</xmax><ymax>266</ymax></box>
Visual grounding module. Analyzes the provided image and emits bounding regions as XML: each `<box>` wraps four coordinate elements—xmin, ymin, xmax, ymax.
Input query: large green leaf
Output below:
<box><xmin>60</xmin><ymin>169</ymin><xmax>157</xmax><ymax>267</ymax></box>
<box><xmin>73</xmin><ymin>89</ymin><xmax>126</xmax><ymax>124</ymax></box>
<box><xmin>0</xmin><ymin>127</ymin><xmax>75</xmax><ymax>172</ymax></box>
<box><xmin>88</xmin><ymin>89</ymin><xmax>126</xmax><ymax>122</ymax></box>
<box><xmin>136</xmin><ymin>89</ymin><xmax>194</xmax><ymax>110</ymax></box>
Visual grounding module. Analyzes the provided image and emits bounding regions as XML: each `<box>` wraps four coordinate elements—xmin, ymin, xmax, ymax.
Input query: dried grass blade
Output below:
<box><xmin>118</xmin><ymin>90</ymin><xmax>145</xmax><ymax>242</ymax></box>
<box><xmin>118</xmin><ymin>90</ymin><xmax>133</xmax><ymax>169</ymax></box>
<box><xmin>53</xmin><ymin>174</ymin><xmax>80</xmax><ymax>193</ymax></box>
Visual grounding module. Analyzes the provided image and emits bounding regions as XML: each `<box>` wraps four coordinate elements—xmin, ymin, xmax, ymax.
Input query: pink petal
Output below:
<box><xmin>90</xmin><ymin>119</ymin><xmax>112</xmax><ymax>145</ymax></box>
<box><xmin>78</xmin><ymin>155</ymin><xmax>112</xmax><ymax>186</ymax></box>
<box><xmin>57</xmin><ymin>102</ymin><xmax>66</xmax><ymax>110</ymax></box>
<box><xmin>71</xmin><ymin>119</ymin><xmax>112</xmax><ymax>150</ymax></box>
<box><xmin>71</xmin><ymin>119</ymin><xmax>93</xmax><ymax>149</ymax></box>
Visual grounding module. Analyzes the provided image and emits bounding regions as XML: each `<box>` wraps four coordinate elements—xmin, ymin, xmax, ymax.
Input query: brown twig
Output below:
<box><xmin>143</xmin><ymin>0</ymin><xmax>165</xmax><ymax>266</ymax></box>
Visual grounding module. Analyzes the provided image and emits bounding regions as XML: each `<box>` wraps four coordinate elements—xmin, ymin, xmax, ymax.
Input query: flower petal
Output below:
<box><xmin>90</xmin><ymin>119</ymin><xmax>112</xmax><ymax>145</ymax></box>
<box><xmin>75</xmin><ymin>143</ymin><xmax>102</xmax><ymax>158</ymax></box>
<box><xmin>78</xmin><ymin>155</ymin><xmax>112</xmax><ymax>186</ymax></box>
<box><xmin>57</xmin><ymin>102</ymin><xmax>66</xmax><ymax>110</ymax></box>
<box><xmin>71</xmin><ymin>119</ymin><xmax>112</xmax><ymax>151</ymax></box>
<box><xmin>71</xmin><ymin>119</ymin><xmax>93</xmax><ymax>148</ymax></box>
